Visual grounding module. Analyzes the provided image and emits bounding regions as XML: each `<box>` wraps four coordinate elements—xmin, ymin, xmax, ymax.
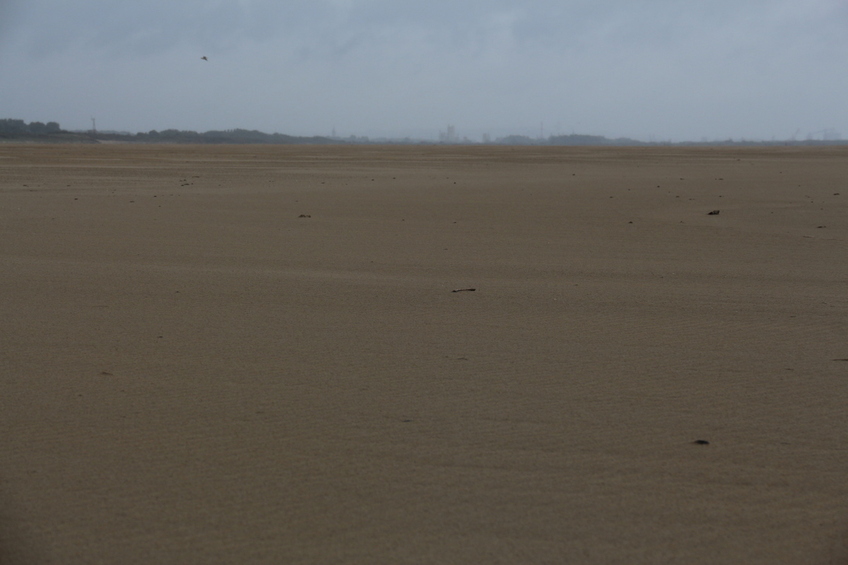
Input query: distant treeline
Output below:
<box><xmin>2</xmin><ymin>118</ymin><xmax>846</xmax><ymax>146</ymax></box>
<box><xmin>0</xmin><ymin>119</ymin><xmax>334</xmax><ymax>144</ymax></box>
<box><xmin>125</xmin><ymin>128</ymin><xmax>334</xmax><ymax>144</ymax></box>
<box><xmin>0</xmin><ymin>122</ymin><xmax>640</xmax><ymax>145</ymax></box>
<box><xmin>0</xmin><ymin>119</ymin><xmax>62</xmax><ymax>136</ymax></box>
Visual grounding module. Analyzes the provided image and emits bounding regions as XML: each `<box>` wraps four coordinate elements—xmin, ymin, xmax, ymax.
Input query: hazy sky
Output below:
<box><xmin>1</xmin><ymin>0</ymin><xmax>846</xmax><ymax>141</ymax></box>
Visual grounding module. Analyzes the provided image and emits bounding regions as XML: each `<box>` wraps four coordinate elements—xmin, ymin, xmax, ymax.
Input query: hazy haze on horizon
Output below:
<box><xmin>1</xmin><ymin>0</ymin><xmax>846</xmax><ymax>141</ymax></box>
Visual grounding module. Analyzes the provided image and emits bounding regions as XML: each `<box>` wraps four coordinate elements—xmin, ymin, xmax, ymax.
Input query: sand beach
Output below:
<box><xmin>1</xmin><ymin>143</ymin><xmax>846</xmax><ymax>563</ymax></box>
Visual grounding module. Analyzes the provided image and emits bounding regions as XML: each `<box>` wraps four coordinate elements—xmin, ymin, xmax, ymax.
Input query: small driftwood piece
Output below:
<box><xmin>452</xmin><ymin>288</ymin><xmax>476</xmax><ymax>293</ymax></box>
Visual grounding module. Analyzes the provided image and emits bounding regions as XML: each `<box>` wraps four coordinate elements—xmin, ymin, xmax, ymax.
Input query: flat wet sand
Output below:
<box><xmin>1</xmin><ymin>143</ymin><xmax>847</xmax><ymax>563</ymax></box>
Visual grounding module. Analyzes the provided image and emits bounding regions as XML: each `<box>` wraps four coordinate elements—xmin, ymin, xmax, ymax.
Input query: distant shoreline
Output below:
<box><xmin>2</xmin><ymin>124</ymin><xmax>847</xmax><ymax>147</ymax></box>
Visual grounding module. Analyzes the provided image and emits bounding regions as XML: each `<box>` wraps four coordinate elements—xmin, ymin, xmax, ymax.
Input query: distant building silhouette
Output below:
<box><xmin>439</xmin><ymin>125</ymin><xmax>457</xmax><ymax>143</ymax></box>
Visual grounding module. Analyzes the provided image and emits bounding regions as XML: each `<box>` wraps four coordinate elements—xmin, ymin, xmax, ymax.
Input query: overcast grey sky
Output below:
<box><xmin>1</xmin><ymin>0</ymin><xmax>846</xmax><ymax>141</ymax></box>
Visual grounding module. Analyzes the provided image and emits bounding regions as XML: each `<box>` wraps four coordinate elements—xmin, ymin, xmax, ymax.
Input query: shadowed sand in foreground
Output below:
<box><xmin>1</xmin><ymin>144</ymin><xmax>847</xmax><ymax>563</ymax></box>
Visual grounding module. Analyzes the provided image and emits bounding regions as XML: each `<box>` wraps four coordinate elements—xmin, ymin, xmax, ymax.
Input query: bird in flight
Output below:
<box><xmin>201</xmin><ymin>56</ymin><xmax>208</xmax><ymax>61</ymax></box>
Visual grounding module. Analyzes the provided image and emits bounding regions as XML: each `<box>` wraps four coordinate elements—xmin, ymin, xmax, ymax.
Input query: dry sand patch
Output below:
<box><xmin>1</xmin><ymin>144</ymin><xmax>847</xmax><ymax>563</ymax></box>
